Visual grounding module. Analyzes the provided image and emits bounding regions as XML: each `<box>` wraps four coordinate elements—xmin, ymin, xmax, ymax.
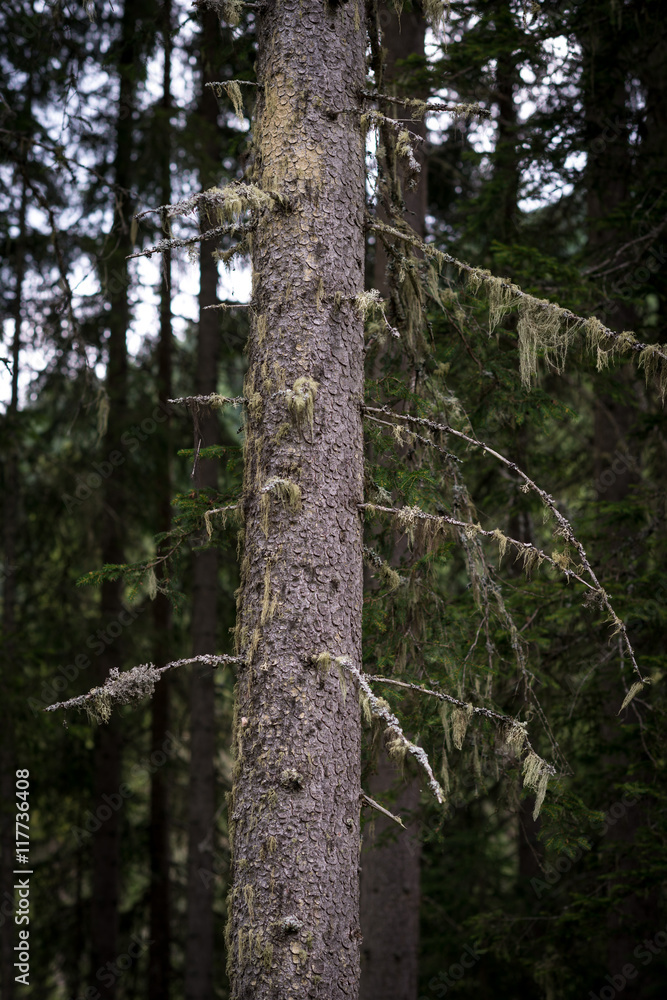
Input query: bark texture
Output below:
<box><xmin>228</xmin><ymin>3</ymin><xmax>366</xmax><ymax>997</ymax></box>
<box><xmin>185</xmin><ymin>11</ymin><xmax>222</xmax><ymax>997</ymax></box>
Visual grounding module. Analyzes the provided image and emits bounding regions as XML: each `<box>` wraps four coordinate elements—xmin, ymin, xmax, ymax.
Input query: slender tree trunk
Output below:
<box><xmin>148</xmin><ymin>4</ymin><xmax>174</xmax><ymax>997</ymax></box>
<box><xmin>91</xmin><ymin>2</ymin><xmax>140</xmax><ymax>991</ymax></box>
<box><xmin>0</xmin><ymin>171</ymin><xmax>27</xmax><ymax>1000</ymax></box>
<box><xmin>361</xmin><ymin>7</ymin><xmax>426</xmax><ymax>999</ymax></box>
<box><xmin>185</xmin><ymin>10</ymin><xmax>222</xmax><ymax>998</ymax></box>
<box><xmin>228</xmin><ymin>4</ymin><xmax>366</xmax><ymax>996</ymax></box>
<box><xmin>360</xmin><ymin>757</ymin><xmax>421</xmax><ymax>1000</ymax></box>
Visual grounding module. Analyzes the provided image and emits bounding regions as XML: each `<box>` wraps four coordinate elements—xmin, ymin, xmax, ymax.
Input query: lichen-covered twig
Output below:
<box><xmin>367</xmin><ymin>674</ymin><xmax>555</xmax><ymax>819</ymax></box>
<box><xmin>333</xmin><ymin>655</ymin><xmax>446</xmax><ymax>805</ymax></box>
<box><xmin>44</xmin><ymin>654</ymin><xmax>243</xmax><ymax>720</ymax></box>
<box><xmin>360</xmin><ymin>499</ymin><xmax>595</xmax><ymax>592</ymax></box>
<box><xmin>360</xmin><ymin>792</ymin><xmax>405</xmax><ymax>828</ymax></box>
<box><xmin>202</xmin><ymin>300</ymin><xmax>251</xmax><ymax>310</ymax></box>
<box><xmin>358</xmin><ymin>92</ymin><xmax>491</xmax><ymax>121</ymax></box>
<box><xmin>362</xmin><ymin>403</ymin><xmax>649</xmax><ymax>691</ymax></box>
<box><xmin>368</xmin><ymin>219</ymin><xmax>667</xmax><ymax>395</ymax></box>
<box><xmin>128</xmin><ymin>222</ymin><xmax>249</xmax><ymax>260</ymax></box>
<box><xmin>168</xmin><ymin>393</ymin><xmax>246</xmax><ymax>408</ymax></box>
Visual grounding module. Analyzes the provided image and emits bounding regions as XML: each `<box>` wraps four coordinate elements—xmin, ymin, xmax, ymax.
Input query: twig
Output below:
<box><xmin>168</xmin><ymin>393</ymin><xmax>246</xmax><ymax>407</ymax></box>
<box><xmin>45</xmin><ymin>654</ymin><xmax>243</xmax><ymax>715</ymax></box>
<box><xmin>361</xmin><ymin>792</ymin><xmax>405</xmax><ymax>828</ymax></box>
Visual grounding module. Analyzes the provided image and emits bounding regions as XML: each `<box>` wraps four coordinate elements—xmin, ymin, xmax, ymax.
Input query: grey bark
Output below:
<box><xmin>227</xmin><ymin>3</ymin><xmax>366</xmax><ymax>997</ymax></box>
<box><xmin>185</xmin><ymin>9</ymin><xmax>222</xmax><ymax>998</ymax></box>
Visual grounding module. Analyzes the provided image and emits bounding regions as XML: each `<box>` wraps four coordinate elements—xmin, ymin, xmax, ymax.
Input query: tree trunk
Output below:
<box><xmin>149</xmin><ymin>4</ymin><xmax>174</xmax><ymax>996</ymax></box>
<box><xmin>227</xmin><ymin>3</ymin><xmax>366</xmax><ymax>997</ymax></box>
<box><xmin>91</xmin><ymin>1</ymin><xmax>140</xmax><ymax>991</ymax></box>
<box><xmin>360</xmin><ymin>755</ymin><xmax>420</xmax><ymax>1000</ymax></box>
<box><xmin>185</xmin><ymin>10</ymin><xmax>222</xmax><ymax>998</ymax></box>
<box><xmin>361</xmin><ymin>7</ymin><xmax>426</xmax><ymax>999</ymax></box>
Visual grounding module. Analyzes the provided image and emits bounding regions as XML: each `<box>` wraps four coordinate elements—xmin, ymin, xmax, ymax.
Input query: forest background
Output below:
<box><xmin>1</xmin><ymin>1</ymin><xmax>666</xmax><ymax>999</ymax></box>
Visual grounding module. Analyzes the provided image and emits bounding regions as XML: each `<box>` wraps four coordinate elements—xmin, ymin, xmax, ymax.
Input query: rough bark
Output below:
<box><xmin>227</xmin><ymin>3</ymin><xmax>366</xmax><ymax>997</ymax></box>
<box><xmin>185</xmin><ymin>10</ymin><xmax>222</xmax><ymax>998</ymax></box>
<box><xmin>91</xmin><ymin>2</ymin><xmax>140</xmax><ymax>991</ymax></box>
<box><xmin>148</xmin><ymin>4</ymin><xmax>174</xmax><ymax>996</ymax></box>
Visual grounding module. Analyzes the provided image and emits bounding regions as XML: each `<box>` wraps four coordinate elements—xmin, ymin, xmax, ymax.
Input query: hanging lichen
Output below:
<box><xmin>522</xmin><ymin>750</ymin><xmax>550</xmax><ymax>820</ymax></box>
<box><xmin>451</xmin><ymin>703</ymin><xmax>473</xmax><ymax>750</ymax></box>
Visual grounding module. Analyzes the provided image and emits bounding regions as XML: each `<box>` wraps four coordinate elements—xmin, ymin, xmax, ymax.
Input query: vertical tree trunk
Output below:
<box><xmin>91</xmin><ymin>2</ymin><xmax>140</xmax><ymax>992</ymax></box>
<box><xmin>361</xmin><ymin>7</ymin><xmax>426</xmax><ymax>999</ymax></box>
<box><xmin>148</xmin><ymin>4</ymin><xmax>174</xmax><ymax>997</ymax></box>
<box><xmin>228</xmin><ymin>3</ymin><xmax>366</xmax><ymax>996</ymax></box>
<box><xmin>185</xmin><ymin>9</ymin><xmax>222</xmax><ymax>998</ymax></box>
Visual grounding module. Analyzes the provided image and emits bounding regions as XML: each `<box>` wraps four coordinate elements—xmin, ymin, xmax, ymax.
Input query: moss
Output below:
<box><xmin>243</xmin><ymin>884</ymin><xmax>255</xmax><ymax>919</ymax></box>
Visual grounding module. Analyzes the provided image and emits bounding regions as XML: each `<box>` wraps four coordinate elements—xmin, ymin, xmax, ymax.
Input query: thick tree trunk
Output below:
<box><xmin>185</xmin><ymin>11</ymin><xmax>222</xmax><ymax>998</ymax></box>
<box><xmin>91</xmin><ymin>2</ymin><xmax>140</xmax><ymax>991</ymax></box>
<box><xmin>228</xmin><ymin>3</ymin><xmax>366</xmax><ymax>997</ymax></box>
<box><xmin>149</xmin><ymin>5</ymin><xmax>174</xmax><ymax>997</ymax></box>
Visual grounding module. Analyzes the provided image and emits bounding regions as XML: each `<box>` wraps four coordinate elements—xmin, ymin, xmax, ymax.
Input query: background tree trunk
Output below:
<box><xmin>185</xmin><ymin>9</ymin><xmax>223</xmax><ymax>998</ymax></box>
<box><xmin>361</xmin><ymin>6</ymin><xmax>426</xmax><ymax>999</ymax></box>
<box><xmin>227</xmin><ymin>3</ymin><xmax>366</xmax><ymax>996</ymax></box>
<box><xmin>91</xmin><ymin>2</ymin><xmax>141</xmax><ymax>990</ymax></box>
<box><xmin>148</xmin><ymin>5</ymin><xmax>174</xmax><ymax>995</ymax></box>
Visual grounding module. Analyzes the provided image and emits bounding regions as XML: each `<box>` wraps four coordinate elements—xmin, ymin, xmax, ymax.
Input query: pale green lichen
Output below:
<box><xmin>522</xmin><ymin>750</ymin><xmax>550</xmax><ymax>820</ymax></box>
<box><xmin>285</xmin><ymin>376</ymin><xmax>318</xmax><ymax>432</ymax></box>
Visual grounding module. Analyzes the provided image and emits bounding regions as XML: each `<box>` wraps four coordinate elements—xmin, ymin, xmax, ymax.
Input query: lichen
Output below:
<box><xmin>285</xmin><ymin>376</ymin><xmax>318</xmax><ymax>433</ymax></box>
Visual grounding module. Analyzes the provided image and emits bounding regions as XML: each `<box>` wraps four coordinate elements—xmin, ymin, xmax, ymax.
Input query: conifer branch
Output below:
<box><xmin>358</xmin><ymin>92</ymin><xmax>491</xmax><ymax>121</ymax></box>
<box><xmin>367</xmin><ymin>674</ymin><xmax>556</xmax><ymax>818</ymax></box>
<box><xmin>168</xmin><ymin>393</ymin><xmax>246</xmax><ymax>407</ymax></box>
<box><xmin>45</xmin><ymin>655</ymin><xmax>243</xmax><ymax>719</ymax></box>
<box><xmin>334</xmin><ymin>655</ymin><xmax>446</xmax><ymax>805</ymax></box>
<box><xmin>127</xmin><ymin>223</ymin><xmax>250</xmax><ymax>260</ymax></box>
<box><xmin>362</xmin><ymin>404</ymin><xmax>649</xmax><ymax>690</ymax></box>
<box><xmin>368</xmin><ymin>219</ymin><xmax>667</xmax><ymax>394</ymax></box>
<box><xmin>359</xmin><ymin>498</ymin><xmax>596</xmax><ymax>592</ymax></box>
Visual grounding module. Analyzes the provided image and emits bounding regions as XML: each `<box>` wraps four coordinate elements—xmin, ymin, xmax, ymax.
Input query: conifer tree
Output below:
<box><xmin>42</xmin><ymin>4</ymin><xmax>667</xmax><ymax>999</ymax></box>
